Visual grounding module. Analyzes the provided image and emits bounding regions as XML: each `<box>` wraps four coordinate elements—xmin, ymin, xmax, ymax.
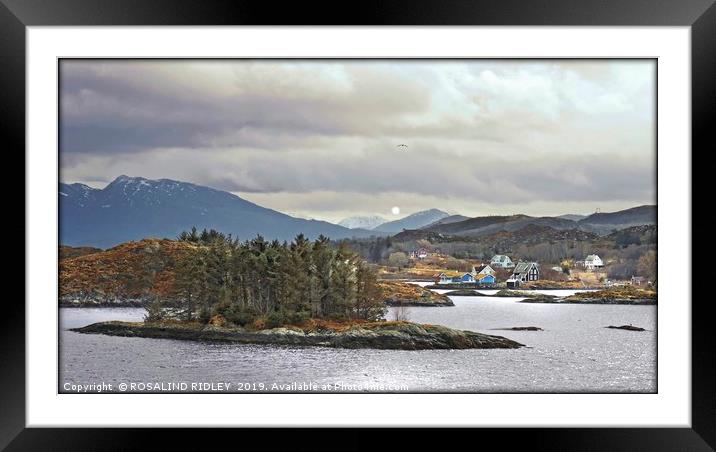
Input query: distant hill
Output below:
<box><xmin>557</xmin><ymin>214</ymin><xmax>587</xmax><ymax>221</ymax></box>
<box><xmin>422</xmin><ymin>214</ymin><xmax>471</xmax><ymax>229</ymax></box>
<box><xmin>604</xmin><ymin>224</ymin><xmax>657</xmax><ymax>246</ymax></box>
<box><xmin>338</xmin><ymin>215</ymin><xmax>386</xmax><ymax>230</ymax></box>
<box><xmin>414</xmin><ymin>206</ymin><xmax>656</xmax><ymax>238</ymax></box>
<box><xmin>373</xmin><ymin>209</ymin><xmax>450</xmax><ymax>233</ymax></box>
<box><xmin>423</xmin><ymin>214</ymin><xmax>577</xmax><ymax>237</ymax></box>
<box><xmin>578</xmin><ymin>205</ymin><xmax>656</xmax><ymax>234</ymax></box>
<box><xmin>60</xmin><ymin>176</ymin><xmax>379</xmax><ymax>248</ymax></box>
<box><xmin>473</xmin><ymin>223</ymin><xmax>600</xmax><ymax>249</ymax></box>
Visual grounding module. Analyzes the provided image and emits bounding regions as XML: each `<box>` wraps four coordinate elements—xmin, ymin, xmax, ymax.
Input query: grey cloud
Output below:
<box><xmin>60</xmin><ymin>60</ymin><xmax>432</xmax><ymax>154</ymax></box>
<box><xmin>60</xmin><ymin>59</ymin><xmax>656</xmax><ymax>217</ymax></box>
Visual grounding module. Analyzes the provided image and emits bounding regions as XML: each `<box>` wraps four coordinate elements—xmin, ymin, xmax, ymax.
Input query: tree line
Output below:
<box><xmin>146</xmin><ymin>228</ymin><xmax>386</xmax><ymax>326</ymax></box>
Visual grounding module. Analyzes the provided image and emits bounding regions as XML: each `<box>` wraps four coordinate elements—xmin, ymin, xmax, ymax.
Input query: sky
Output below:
<box><xmin>60</xmin><ymin>59</ymin><xmax>656</xmax><ymax>223</ymax></box>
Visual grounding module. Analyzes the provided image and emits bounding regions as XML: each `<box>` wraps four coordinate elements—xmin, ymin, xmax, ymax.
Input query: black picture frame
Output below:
<box><xmin>4</xmin><ymin>0</ymin><xmax>709</xmax><ymax>448</ymax></box>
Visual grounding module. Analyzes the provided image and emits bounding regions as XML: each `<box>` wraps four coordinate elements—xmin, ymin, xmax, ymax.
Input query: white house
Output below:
<box><xmin>491</xmin><ymin>255</ymin><xmax>514</xmax><ymax>269</ymax></box>
<box><xmin>584</xmin><ymin>254</ymin><xmax>604</xmax><ymax>270</ymax></box>
<box><xmin>474</xmin><ymin>264</ymin><xmax>495</xmax><ymax>276</ymax></box>
<box><xmin>410</xmin><ymin>248</ymin><xmax>429</xmax><ymax>259</ymax></box>
<box><xmin>436</xmin><ymin>273</ymin><xmax>452</xmax><ymax>284</ymax></box>
<box><xmin>506</xmin><ymin>278</ymin><xmax>520</xmax><ymax>289</ymax></box>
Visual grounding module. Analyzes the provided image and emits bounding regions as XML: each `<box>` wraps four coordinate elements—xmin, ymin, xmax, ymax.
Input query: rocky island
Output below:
<box><xmin>379</xmin><ymin>281</ymin><xmax>454</xmax><ymax>307</ymax></box>
<box><xmin>72</xmin><ymin>320</ymin><xmax>523</xmax><ymax>350</ymax></box>
<box><xmin>518</xmin><ymin>286</ymin><xmax>656</xmax><ymax>305</ymax></box>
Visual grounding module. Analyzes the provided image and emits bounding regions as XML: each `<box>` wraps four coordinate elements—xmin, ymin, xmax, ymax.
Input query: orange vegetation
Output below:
<box><xmin>59</xmin><ymin>245</ymin><xmax>103</xmax><ymax>261</ymax></box>
<box><xmin>59</xmin><ymin>239</ymin><xmax>198</xmax><ymax>298</ymax></box>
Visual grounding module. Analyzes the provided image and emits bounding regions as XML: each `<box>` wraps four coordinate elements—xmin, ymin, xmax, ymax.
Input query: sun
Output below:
<box><xmin>391</xmin><ymin>206</ymin><xmax>400</xmax><ymax>215</ymax></box>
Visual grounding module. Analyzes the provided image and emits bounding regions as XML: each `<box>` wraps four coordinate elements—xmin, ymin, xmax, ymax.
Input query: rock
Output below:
<box><xmin>71</xmin><ymin>320</ymin><xmax>524</xmax><ymax>350</ymax></box>
<box><xmin>493</xmin><ymin>326</ymin><xmax>543</xmax><ymax>331</ymax></box>
<box><xmin>443</xmin><ymin>289</ymin><xmax>488</xmax><ymax>296</ymax></box>
<box><xmin>59</xmin><ymin>291</ymin><xmax>151</xmax><ymax>307</ymax></box>
<box><xmin>606</xmin><ymin>325</ymin><xmax>645</xmax><ymax>331</ymax></box>
<box><xmin>493</xmin><ymin>289</ymin><xmax>535</xmax><ymax>297</ymax></box>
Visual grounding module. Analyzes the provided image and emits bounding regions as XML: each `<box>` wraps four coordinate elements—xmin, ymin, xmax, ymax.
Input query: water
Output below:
<box><xmin>59</xmin><ymin>295</ymin><xmax>656</xmax><ymax>393</ymax></box>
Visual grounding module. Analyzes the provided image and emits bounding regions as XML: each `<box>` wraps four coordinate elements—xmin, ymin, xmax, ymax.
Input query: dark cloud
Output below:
<box><xmin>60</xmin><ymin>60</ymin><xmax>432</xmax><ymax>154</ymax></box>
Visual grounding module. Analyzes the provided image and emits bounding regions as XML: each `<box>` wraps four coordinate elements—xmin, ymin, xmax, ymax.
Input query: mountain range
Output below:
<box><xmin>393</xmin><ymin>205</ymin><xmax>656</xmax><ymax>241</ymax></box>
<box><xmin>60</xmin><ymin>176</ymin><xmax>380</xmax><ymax>248</ymax></box>
<box><xmin>372</xmin><ymin>209</ymin><xmax>451</xmax><ymax>233</ymax></box>
<box><xmin>60</xmin><ymin>175</ymin><xmax>656</xmax><ymax>249</ymax></box>
<box><xmin>338</xmin><ymin>215</ymin><xmax>387</xmax><ymax>230</ymax></box>
<box><xmin>338</xmin><ymin>209</ymin><xmax>453</xmax><ymax>232</ymax></box>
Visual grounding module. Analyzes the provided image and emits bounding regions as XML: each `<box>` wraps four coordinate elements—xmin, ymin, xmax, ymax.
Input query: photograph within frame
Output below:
<box><xmin>57</xmin><ymin>57</ymin><xmax>658</xmax><ymax>395</ymax></box>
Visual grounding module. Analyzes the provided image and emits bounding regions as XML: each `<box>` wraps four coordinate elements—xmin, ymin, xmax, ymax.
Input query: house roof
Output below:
<box><xmin>585</xmin><ymin>254</ymin><xmax>600</xmax><ymax>262</ymax></box>
<box><xmin>491</xmin><ymin>255</ymin><xmax>511</xmax><ymax>262</ymax></box>
<box><xmin>477</xmin><ymin>273</ymin><xmax>494</xmax><ymax>280</ymax></box>
<box><xmin>512</xmin><ymin>262</ymin><xmax>538</xmax><ymax>274</ymax></box>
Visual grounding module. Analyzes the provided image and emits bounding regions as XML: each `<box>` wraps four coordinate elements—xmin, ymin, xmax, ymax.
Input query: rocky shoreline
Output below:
<box><xmin>425</xmin><ymin>283</ymin><xmax>496</xmax><ymax>290</ymax></box>
<box><xmin>520</xmin><ymin>297</ymin><xmax>656</xmax><ymax>305</ymax></box>
<box><xmin>71</xmin><ymin>320</ymin><xmax>524</xmax><ymax>350</ymax></box>
<box><xmin>384</xmin><ymin>298</ymin><xmax>454</xmax><ymax>307</ymax></box>
<box><xmin>379</xmin><ymin>281</ymin><xmax>454</xmax><ymax>307</ymax></box>
<box><xmin>518</xmin><ymin>287</ymin><xmax>657</xmax><ymax>305</ymax></box>
<box><xmin>59</xmin><ymin>292</ymin><xmax>152</xmax><ymax>308</ymax></box>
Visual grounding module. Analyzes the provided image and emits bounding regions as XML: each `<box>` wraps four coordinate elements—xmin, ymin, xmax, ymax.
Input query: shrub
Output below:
<box><xmin>143</xmin><ymin>298</ymin><xmax>166</xmax><ymax>323</ymax></box>
<box><xmin>198</xmin><ymin>305</ymin><xmax>212</xmax><ymax>323</ymax></box>
<box><xmin>266</xmin><ymin>311</ymin><xmax>286</xmax><ymax>328</ymax></box>
<box><xmin>287</xmin><ymin>310</ymin><xmax>311</xmax><ymax>324</ymax></box>
<box><xmin>216</xmin><ymin>303</ymin><xmax>257</xmax><ymax>326</ymax></box>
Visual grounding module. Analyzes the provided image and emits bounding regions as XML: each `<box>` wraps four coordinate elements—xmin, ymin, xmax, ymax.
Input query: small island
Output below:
<box><xmin>518</xmin><ymin>286</ymin><xmax>656</xmax><ymax>305</ymax></box>
<box><xmin>379</xmin><ymin>281</ymin><xmax>454</xmax><ymax>306</ymax></box>
<box><xmin>442</xmin><ymin>289</ymin><xmax>488</xmax><ymax>297</ymax></box>
<box><xmin>72</xmin><ymin>319</ymin><xmax>523</xmax><ymax>350</ymax></box>
<box><xmin>64</xmin><ymin>231</ymin><xmax>521</xmax><ymax>350</ymax></box>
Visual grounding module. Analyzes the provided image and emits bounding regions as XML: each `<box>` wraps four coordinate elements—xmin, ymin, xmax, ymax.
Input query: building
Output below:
<box><xmin>584</xmin><ymin>254</ymin><xmax>604</xmax><ymax>270</ymax></box>
<box><xmin>511</xmin><ymin>262</ymin><xmax>540</xmax><ymax>282</ymax></box>
<box><xmin>453</xmin><ymin>273</ymin><xmax>475</xmax><ymax>283</ymax></box>
<box><xmin>410</xmin><ymin>248</ymin><xmax>429</xmax><ymax>259</ymax></box>
<box><xmin>474</xmin><ymin>264</ymin><xmax>496</xmax><ymax>277</ymax></box>
<box><xmin>435</xmin><ymin>273</ymin><xmax>452</xmax><ymax>284</ymax></box>
<box><xmin>477</xmin><ymin>273</ymin><xmax>496</xmax><ymax>285</ymax></box>
<box><xmin>506</xmin><ymin>278</ymin><xmax>520</xmax><ymax>289</ymax></box>
<box><xmin>491</xmin><ymin>255</ymin><xmax>514</xmax><ymax>269</ymax></box>
<box><xmin>605</xmin><ymin>279</ymin><xmax>628</xmax><ymax>287</ymax></box>
<box><xmin>631</xmin><ymin>276</ymin><xmax>646</xmax><ymax>286</ymax></box>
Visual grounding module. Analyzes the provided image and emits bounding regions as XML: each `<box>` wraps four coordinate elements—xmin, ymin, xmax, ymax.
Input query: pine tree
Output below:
<box><xmin>311</xmin><ymin>235</ymin><xmax>334</xmax><ymax>317</ymax></box>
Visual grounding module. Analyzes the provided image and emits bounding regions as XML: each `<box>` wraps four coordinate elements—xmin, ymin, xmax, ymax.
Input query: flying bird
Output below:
<box><xmin>396</xmin><ymin>144</ymin><xmax>408</xmax><ymax>150</ymax></box>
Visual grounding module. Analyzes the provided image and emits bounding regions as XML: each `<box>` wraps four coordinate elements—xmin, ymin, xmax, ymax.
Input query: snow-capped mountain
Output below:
<box><xmin>59</xmin><ymin>175</ymin><xmax>380</xmax><ymax>248</ymax></box>
<box><xmin>372</xmin><ymin>209</ymin><xmax>451</xmax><ymax>233</ymax></box>
<box><xmin>337</xmin><ymin>215</ymin><xmax>386</xmax><ymax>230</ymax></box>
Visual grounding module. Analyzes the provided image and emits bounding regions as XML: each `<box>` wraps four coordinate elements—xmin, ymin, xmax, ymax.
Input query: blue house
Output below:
<box><xmin>477</xmin><ymin>274</ymin><xmax>496</xmax><ymax>285</ymax></box>
<box><xmin>453</xmin><ymin>273</ymin><xmax>475</xmax><ymax>283</ymax></box>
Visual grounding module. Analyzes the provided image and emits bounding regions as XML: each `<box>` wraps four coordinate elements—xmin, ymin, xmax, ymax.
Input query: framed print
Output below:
<box><xmin>6</xmin><ymin>0</ymin><xmax>711</xmax><ymax>448</ymax></box>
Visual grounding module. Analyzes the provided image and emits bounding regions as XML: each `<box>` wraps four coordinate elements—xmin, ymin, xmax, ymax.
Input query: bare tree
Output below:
<box><xmin>393</xmin><ymin>302</ymin><xmax>411</xmax><ymax>322</ymax></box>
